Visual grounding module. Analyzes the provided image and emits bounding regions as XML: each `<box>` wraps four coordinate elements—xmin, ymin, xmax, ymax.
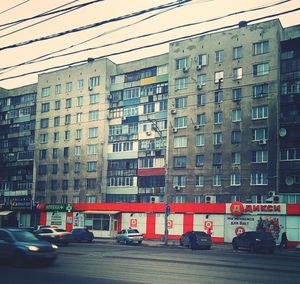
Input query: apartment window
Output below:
<box><xmin>175</xmin><ymin>96</ymin><xmax>187</xmax><ymax>108</ymax></box>
<box><xmin>214</xmin><ymin>71</ymin><xmax>224</xmax><ymax>83</ymax></box>
<box><xmin>252</xmin><ymin>128</ymin><xmax>268</xmax><ymax>141</ymax></box>
<box><xmin>88</xmin><ymin>127</ymin><xmax>98</xmax><ymax>138</ymax></box>
<box><xmin>157</xmin><ymin>64</ymin><xmax>168</xmax><ymax>75</ymax></box>
<box><xmin>54</xmin><ymin>100</ymin><xmax>60</xmax><ymax>110</ymax></box>
<box><xmin>77</xmin><ymin>79</ymin><xmax>84</xmax><ymax>89</ymax></box>
<box><xmin>64</xmin><ymin>130</ymin><xmax>70</xmax><ymax>140</ymax></box>
<box><xmin>41</xmin><ymin>103</ymin><xmax>50</xmax><ymax>112</ymax></box>
<box><xmin>233</xmin><ymin>46</ymin><xmax>243</xmax><ymax>59</ymax></box>
<box><xmin>123</xmin><ymin>141</ymin><xmax>133</xmax><ymax>151</ymax></box>
<box><xmin>173</xmin><ymin>156</ymin><xmax>187</xmax><ymax>168</ymax></box>
<box><xmin>198</xmin><ymin>54</ymin><xmax>208</xmax><ymax>66</ymax></box>
<box><xmin>66</xmin><ymin>82</ymin><xmax>72</xmax><ymax>92</ymax></box>
<box><xmin>252</xmin><ymin>105</ymin><xmax>268</xmax><ymax>120</ymax></box>
<box><xmin>196</xmin><ymin>176</ymin><xmax>204</xmax><ymax>187</ymax></box>
<box><xmin>231</xmin><ymin>173</ymin><xmax>241</xmax><ymax>186</ymax></box>
<box><xmin>51</xmin><ymin>180</ymin><xmax>58</xmax><ymax>191</ymax></box>
<box><xmin>89</xmin><ymin>110</ymin><xmax>99</xmax><ymax>121</ymax></box>
<box><xmin>253</xmin><ymin>40</ymin><xmax>269</xmax><ymax>55</ymax></box>
<box><xmin>213</xmin><ymin>175</ymin><xmax>221</xmax><ymax>186</ymax></box>
<box><xmin>253</xmin><ymin>84</ymin><xmax>269</xmax><ymax>100</ymax></box>
<box><xmin>65</xmin><ymin>98</ymin><xmax>72</xmax><ymax>109</ymax></box>
<box><xmin>233</xmin><ymin>67</ymin><xmax>243</xmax><ymax>80</ymax></box>
<box><xmin>196</xmin><ymin>113</ymin><xmax>206</xmax><ymax>126</ymax></box>
<box><xmin>141</xmin><ymin>157</ymin><xmax>154</xmax><ymax>168</ymax></box>
<box><xmin>214</xmin><ymin>111</ymin><xmax>223</xmax><ymax>124</ymax></box>
<box><xmin>73</xmin><ymin>196</ymin><xmax>80</xmax><ymax>203</ymax></box>
<box><xmin>113</xmin><ymin>143</ymin><xmax>122</xmax><ymax>152</ymax></box>
<box><xmin>74</xmin><ymin>146</ymin><xmax>81</xmax><ymax>156</ymax></box>
<box><xmin>87</xmin><ymin>178</ymin><xmax>97</xmax><ymax>189</ymax></box>
<box><xmin>159</xmin><ymin>100</ymin><xmax>167</xmax><ymax>111</ymax></box>
<box><xmin>61</xmin><ymin>195</ymin><xmax>68</xmax><ymax>203</ymax></box>
<box><xmin>38</xmin><ymin>165</ymin><xmax>47</xmax><ymax>175</ymax></box>
<box><xmin>174</xmin><ymin>116</ymin><xmax>187</xmax><ymax>128</ymax></box>
<box><xmin>233</xmin><ymin>88</ymin><xmax>242</xmax><ymax>101</ymax></box>
<box><xmin>52</xmin><ymin>164</ymin><xmax>58</xmax><ymax>174</ymax></box>
<box><xmin>144</xmin><ymin>103</ymin><xmax>155</xmax><ymax>114</ymax></box>
<box><xmin>75</xmin><ymin>162</ymin><xmax>81</xmax><ymax>173</ymax></box>
<box><xmin>280</xmin><ymin>148</ymin><xmax>300</xmax><ymax>161</ymax></box>
<box><xmin>64</xmin><ymin>147</ymin><xmax>69</xmax><ymax>158</ymax></box>
<box><xmin>124</xmin><ymin>106</ymin><xmax>139</xmax><ymax>117</ymax></box>
<box><xmin>123</xmin><ymin>87</ymin><xmax>140</xmax><ymax>99</ymax></box>
<box><xmin>77</xmin><ymin>96</ymin><xmax>83</xmax><ymax>107</ymax></box>
<box><xmin>196</xmin><ymin>134</ymin><xmax>205</xmax><ymax>146</ymax></box>
<box><xmin>39</xmin><ymin>149</ymin><xmax>47</xmax><ymax>160</ymax></box>
<box><xmin>89</xmin><ymin>76</ymin><xmax>100</xmax><ymax>87</ymax></box>
<box><xmin>40</xmin><ymin>133</ymin><xmax>48</xmax><ymax>143</ymax></box>
<box><xmin>90</xmin><ymin>93</ymin><xmax>100</xmax><ymax>104</ymax></box>
<box><xmin>214</xmin><ymin>90</ymin><xmax>223</xmax><ymax>103</ymax></box>
<box><xmin>232</xmin><ymin>131</ymin><xmax>241</xmax><ymax>143</ymax></box>
<box><xmin>63</xmin><ymin>163</ymin><xmax>69</xmax><ymax>173</ymax></box>
<box><xmin>76</xmin><ymin>129</ymin><xmax>82</xmax><ymax>140</ymax></box>
<box><xmin>232</xmin><ymin>152</ymin><xmax>241</xmax><ymax>165</ymax></box>
<box><xmin>53</xmin><ymin>116</ymin><xmax>60</xmax><ymax>127</ymax></box>
<box><xmin>213</xmin><ymin>153</ymin><xmax>222</xmax><ymax>166</ymax></box>
<box><xmin>197</xmin><ymin>74</ymin><xmax>206</xmax><ymax>86</ymax></box>
<box><xmin>62</xmin><ymin>180</ymin><xmax>68</xmax><ymax>190</ymax></box>
<box><xmin>195</xmin><ymin>155</ymin><xmax>204</xmax><ymax>167</ymax></box>
<box><xmin>74</xmin><ymin>180</ymin><xmax>80</xmax><ymax>190</ymax></box>
<box><xmin>251</xmin><ymin>173</ymin><xmax>268</xmax><ymax>185</ymax></box>
<box><xmin>176</xmin><ymin>57</ymin><xmax>188</xmax><ymax>70</ymax></box>
<box><xmin>41</xmin><ymin>87</ymin><xmax>50</xmax><ymax>97</ymax></box>
<box><xmin>172</xmin><ymin>176</ymin><xmax>187</xmax><ymax>187</ymax></box>
<box><xmin>40</xmin><ymin>118</ymin><xmax>49</xmax><ymax>128</ymax></box>
<box><xmin>87</xmin><ymin>161</ymin><xmax>97</xmax><ymax>172</ymax></box>
<box><xmin>37</xmin><ymin>181</ymin><xmax>46</xmax><ymax>192</ymax></box>
<box><xmin>86</xmin><ymin>196</ymin><xmax>96</xmax><ymax>203</ymax></box>
<box><xmin>76</xmin><ymin>112</ymin><xmax>82</xmax><ymax>123</ymax></box>
<box><xmin>213</xmin><ymin>132</ymin><xmax>222</xmax><ymax>145</ymax></box>
<box><xmin>87</xmin><ymin>144</ymin><xmax>98</xmax><ymax>155</ymax></box>
<box><xmin>253</xmin><ymin>63</ymin><xmax>269</xmax><ymax>76</ymax></box>
<box><xmin>53</xmin><ymin>132</ymin><xmax>59</xmax><ymax>142</ymax></box>
<box><xmin>55</xmin><ymin>84</ymin><xmax>61</xmax><ymax>95</ymax></box>
<box><xmin>65</xmin><ymin>114</ymin><xmax>71</xmax><ymax>125</ymax></box>
<box><xmin>232</xmin><ymin>109</ymin><xmax>241</xmax><ymax>122</ymax></box>
<box><xmin>215</xmin><ymin>50</ymin><xmax>224</xmax><ymax>63</ymax></box>
<box><xmin>174</xmin><ymin>136</ymin><xmax>187</xmax><ymax>148</ymax></box>
<box><xmin>252</xmin><ymin>150</ymin><xmax>268</xmax><ymax>163</ymax></box>
<box><xmin>175</xmin><ymin>77</ymin><xmax>188</xmax><ymax>90</ymax></box>
<box><xmin>197</xmin><ymin>94</ymin><xmax>206</xmax><ymax>106</ymax></box>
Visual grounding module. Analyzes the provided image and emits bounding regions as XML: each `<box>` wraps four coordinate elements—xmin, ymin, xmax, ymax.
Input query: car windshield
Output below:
<box><xmin>128</xmin><ymin>229</ymin><xmax>139</xmax><ymax>234</ymax></box>
<box><xmin>12</xmin><ymin>230</ymin><xmax>39</xmax><ymax>242</ymax></box>
<box><xmin>255</xmin><ymin>232</ymin><xmax>274</xmax><ymax>240</ymax></box>
<box><xmin>54</xmin><ymin>229</ymin><xmax>66</xmax><ymax>232</ymax></box>
<box><xmin>194</xmin><ymin>232</ymin><xmax>208</xmax><ymax>237</ymax></box>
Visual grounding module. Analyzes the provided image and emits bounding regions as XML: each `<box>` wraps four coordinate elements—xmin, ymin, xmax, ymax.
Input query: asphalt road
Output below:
<box><xmin>0</xmin><ymin>241</ymin><xmax>299</xmax><ymax>284</ymax></box>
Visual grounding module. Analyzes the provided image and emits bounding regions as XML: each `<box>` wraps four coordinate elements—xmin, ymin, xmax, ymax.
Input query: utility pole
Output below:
<box><xmin>147</xmin><ymin>118</ymin><xmax>169</xmax><ymax>245</ymax></box>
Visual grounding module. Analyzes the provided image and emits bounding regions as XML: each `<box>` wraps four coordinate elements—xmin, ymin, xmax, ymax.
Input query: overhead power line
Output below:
<box><xmin>0</xmin><ymin>0</ymin><xmax>30</xmax><ymax>16</ymax></box>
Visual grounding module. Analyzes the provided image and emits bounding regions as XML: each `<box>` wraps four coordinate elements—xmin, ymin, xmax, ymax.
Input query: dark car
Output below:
<box><xmin>71</xmin><ymin>228</ymin><xmax>94</xmax><ymax>243</ymax></box>
<box><xmin>0</xmin><ymin>228</ymin><xmax>58</xmax><ymax>267</ymax></box>
<box><xmin>179</xmin><ymin>231</ymin><xmax>212</xmax><ymax>249</ymax></box>
<box><xmin>116</xmin><ymin>229</ymin><xmax>143</xmax><ymax>245</ymax></box>
<box><xmin>232</xmin><ymin>231</ymin><xmax>276</xmax><ymax>253</ymax></box>
<box><xmin>35</xmin><ymin>227</ymin><xmax>73</xmax><ymax>245</ymax></box>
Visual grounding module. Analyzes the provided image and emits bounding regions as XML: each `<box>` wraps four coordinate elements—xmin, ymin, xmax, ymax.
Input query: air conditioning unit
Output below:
<box><xmin>146</xmin><ymin>131</ymin><xmax>152</xmax><ymax>136</ymax></box>
<box><xmin>108</xmin><ymin>94</ymin><xmax>113</xmax><ymax>100</ymax></box>
<box><xmin>122</xmin><ymin>116</ymin><xmax>127</xmax><ymax>120</ymax></box>
<box><xmin>173</xmin><ymin>185</ymin><xmax>181</xmax><ymax>191</ymax></box>
<box><xmin>182</xmin><ymin>67</ymin><xmax>189</xmax><ymax>73</ymax></box>
<box><xmin>172</xmin><ymin>127</ymin><xmax>178</xmax><ymax>133</ymax></box>
<box><xmin>194</xmin><ymin>125</ymin><xmax>200</xmax><ymax>130</ymax></box>
<box><xmin>197</xmin><ymin>84</ymin><xmax>203</xmax><ymax>90</ymax></box>
<box><xmin>259</xmin><ymin>139</ymin><xmax>267</xmax><ymax>145</ymax></box>
<box><xmin>205</xmin><ymin>195</ymin><xmax>216</xmax><ymax>204</ymax></box>
<box><xmin>88</xmin><ymin>85</ymin><xmax>93</xmax><ymax>91</ymax></box>
<box><xmin>106</xmin><ymin>115</ymin><xmax>112</xmax><ymax>120</ymax></box>
<box><xmin>171</xmin><ymin>109</ymin><xmax>177</xmax><ymax>115</ymax></box>
<box><xmin>268</xmin><ymin>191</ymin><xmax>276</xmax><ymax>197</ymax></box>
<box><xmin>150</xmin><ymin>196</ymin><xmax>160</xmax><ymax>203</ymax></box>
<box><xmin>196</xmin><ymin>65</ymin><xmax>202</xmax><ymax>70</ymax></box>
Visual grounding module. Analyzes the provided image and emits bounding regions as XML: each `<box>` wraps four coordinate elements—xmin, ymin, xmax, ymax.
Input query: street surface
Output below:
<box><xmin>0</xmin><ymin>240</ymin><xmax>299</xmax><ymax>284</ymax></box>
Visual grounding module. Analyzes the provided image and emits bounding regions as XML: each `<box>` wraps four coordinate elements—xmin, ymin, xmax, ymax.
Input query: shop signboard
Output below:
<box><xmin>11</xmin><ymin>197</ymin><xmax>32</xmax><ymax>210</ymax></box>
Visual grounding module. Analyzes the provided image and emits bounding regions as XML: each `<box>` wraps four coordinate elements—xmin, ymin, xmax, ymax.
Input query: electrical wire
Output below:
<box><xmin>0</xmin><ymin>0</ymin><xmax>30</xmax><ymax>16</ymax></box>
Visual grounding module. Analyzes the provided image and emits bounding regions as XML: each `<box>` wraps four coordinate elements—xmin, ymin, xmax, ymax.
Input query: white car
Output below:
<box><xmin>116</xmin><ymin>229</ymin><xmax>143</xmax><ymax>245</ymax></box>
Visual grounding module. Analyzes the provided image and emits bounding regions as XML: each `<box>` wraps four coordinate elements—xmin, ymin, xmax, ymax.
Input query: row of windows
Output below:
<box><xmin>44</xmin><ymin>195</ymin><xmax>97</xmax><ymax>204</ymax></box>
<box><xmin>37</xmin><ymin>178</ymin><xmax>98</xmax><ymax>191</ymax></box>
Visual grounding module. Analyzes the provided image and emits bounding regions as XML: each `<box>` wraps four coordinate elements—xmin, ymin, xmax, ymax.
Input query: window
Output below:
<box><xmin>172</xmin><ymin>176</ymin><xmax>187</xmax><ymax>187</ymax></box>
<box><xmin>214</xmin><ymin>71</ymin><xmax>224</xmax><ymax>83</ymax></box>
<box><xmin>75</xmin><ymin>162</ymin><xmax>81</xmax><ymax>173</ymax></box>
<box><xmin>198</xmin><ymin>54</ymin><xmax>208</xmax><ymax>66</ymax></box>
<box><xmin>55</xmin><ymin>100</ymin><xmax>60</xmax><ymax>110</ymax></box>
<box><xmin>232</xmin><ymin>109</ymin><xmax>241</xmax><ymax>122</ymax></box>
<box><xmin>38</xmin><ymin>165</ymin><xmax>47</xmax><ymax>175</ymax></box>
<box><xmin>251</xmin><ymin>173</ymin><xmax>268</xmax><ymax>185</ymax></box>
<box><xmin>64</xmin><ymin>130</ymin><xmax>70</xmax><ymax>140</ymax></box>
<box><xmin>175</xmin><ymin>96</ymin><xmax>187</xmax><ymax>108</ymax></box>
<box><xmin>197</xmin><ymin>74</ymin><xmax>206</xmax><ymax>86</ymax></box>
<box><xmin>123</xmin><ymin>87</ymin><xmax>140</xmax><ymax>99</ymax></box>
<box><xmin>231</xmin><ymin>173</ymin><xmax>241</xmax><ymax>186</ymax></box>
<box><xmin>88</xmin><ymin>127</ymin><xmax>98</xmax><ymax>138</ymax></box>
<box><xmin>233</xmin><ymin>67</ymin><xmax>243</xmax><ymax>80</ymax></box>
<box><xmin>87</xmin><ymin>144</ymin><xmax>98</xmax><ymax>155</ymax></box>
<box><xmin>280</xmin><ymin>148</ymin><xmax>300</xmax><ymax>161</ymax></box>
<box><xmin>196</xmin><ymin>155</ymin><xmax>204</xmax><ymax>167</ymax></box>
<box><xmin>66</xmin><ymin>82</ymin><xmax>72</xmax><ymax>92</ymax></box>
<box><xmin>74</xmin><ymin>146</ymin><xmax>81</xmax><ymax>156</ymax></box>
<box><xmin>65</xmin><ymin>114</ymin><xmax>71</xmax><ymax>125</ymax></box>
<box><xmin>232</xmin><ymin>131</ymin><xmax>241</xmax><ymax>143</ymax></box>
<box><xmin>51</xmin><ymin>180</ymin><xmax>58</xmax><ymax>191</ymax></box>
<box><xmin>252</xmin><ymin>105</ymin><xmax>268</xmax><ymax>120</ymax></box>
<box><xmin>63</xmin><ymin>163</ymin><xmax>69</xmax><ymax>173</ymax></box>
<box><xmin>196</xmin><ymin>134</ymin><xmax>205</xmax><ymax>146</ymax></box>
<box><xmin>175</xmin><ymin>77</ymin><xmax>188</xmax><ymax>90</ymax></box>
<box><xmin>253</xmin><ymin>83</ymin><xmax>269</xmax><ymax>98</ymax></box>
<box><xmin>86</xmin><ymin>196</ymin><xmax>96</xmax><ymax>203</ymax></box>
<box><xmin>39</xmin><ymin>149</ymin><xmax>47</xmax><ymax>160</ymax></box>
<box><xmin>40</xmin><ymin>118</ymin><xmax>49</xmax><ymax>128</ymax></box>
<box><xmin>252</xmin><ymin>150</ymin><xmax>268</xmax><ymax>163</ymax></box>
<box><xmin>62</xmin><ymin>180</ymin><xmax>69</xmax><ymax>190</ymax></box>
<box><xmin>61</xmin><ymin>195</ymin><xmax>68</xmax><ymax>203</ymax></box>
<box><xmin>196</xmin><ymin>176</ymin><xmax>204</xmax><ymax>187</ymax></box>
<box><xmin>89</xmin><ymin>76</ymin><xmax>100</xmax><ymax>87</ymax></box>
<box><xmin>76</xmin><ymin>129</ymin><xmax>82</xmax><ymax>140</ymax></box>
<box><xmin>232</xmin><ymin>152</ymin><xmax>240</xmax><ymax>165</ymax></box>
<box><xmin>141</xmin><ymin>157</ymin><xmax>154</xmax><ymax>168</ymax></box>
<box><xmin>213</xmin><ymin>132</ymin><xmax>222</xmax><ymax>145</ymax></box>
<box><xmin>37</xmin><ymin>181</ymin><xmax>46</xmax><ymax>191</ymax></box>
<box><xmin>213</xmin><ymin>175</ymin><xmax>221</xmax><ymax>186</ymax></box>
<box><xmin>233</xmin><ymin>46</ymin><xmax>243</xmax><ymax>59</ymax></box>
<box><xmin>87</xmin><ymin>178</ymin><xmax>97</xmax><ymax>189</ymax></box>
<box><xmin>73</xmin><ymin>196</ymin><xmax>80</xmax><ymax>203</ymax></box>
<box><xmin>123</xmin><ymin>141</ymin><xmax>133</xmax><ymax>151</ymax></box>
<box><xmin>55</xmin><ymin>84</ymin><xmax>61</xmax><ymax>95</ymax></box>
<box><xmin>197</xmin><ymin>94</ymin><xmax>206</xmax><ymax>106</ymax></box>
<box><xmin>64</xmin><ymin>147</ymin><xmax>69</xmax><ymax>158</ymax></box>
<box><xmin>253</xmin><ymin>40</ymin><xmax>269</xmax><ymax>55</ymax></box>
<box><xmin>52</xmin><ymin>148</ymin><xmax>59</xmax><ymax>159</ymax></box>
<box><xmin>87</xmin><ymin>161</ymin><xmax>97</xmax><ymax>172</ymax></box>
<box><xmin>41</xmin><ymin>103</ymin><xmax>50</xmax><ymax>112</ymax></box>
<box><xmin>52</xmin><ymin>164</ymin><xmax>58</xmax><ymax>174</ymax></box>
<box><xmin>159</xmin><ymin>100</ymin><xmax>167</xmax><ymax>111</ymax></box>
<box><xmin>77</xmin><ymin>96</ymin><xmax>83</xmax><ymax>107</ymax></box>
<box><xmin>176</xmin><ymin>57</ymin><xmax>188</xmax><ymax>70</ymax></box>
<box><xmin>173</xmin><ymin>156</ymin><xmax>187</xmax><ymax>168</ymax></box>
<box><xmin>66</xmin><ymin>98</ymin><xmax>72</xmax><ymax>108</ymax></box>
<box><xmin>253</xmin><ymin>63</ymin><xmax>269</xmax><ymax>76</ymax></box>
<box><xmin>74</xmin><ymin>180</ymin><xmax>80</xmax><ymax>190</ymax></box>
<box><xmin>174</xmin><ymin>116</ymin><xmax>187</xmax><ymax>128</ymax></box>
<box><xmin>41</xmin><ymin>87</ymin><xmax>50</xmax><ymax>97</ymax></box>
<box><xmin>53</xmin><ymin>116</ymin><xmax>60</xmax><ymax>127</ymax></box>
<box><xmin>233</xmin><ymin>88</ymin><xmax>242</xmax><ymax>101</ymax></box>
<box><xmin>90</xmin><ymin>93</ymin><xmax>100</xmax><ymax>104</ymax></box>
<box><xmin>196</xmin><ymin>113</ymin><xmax>206</xmax><ymax>126</ymax></box>
<box><xmin>89</xmin><ymin>110</ymin><xmax>99</xmax><ymax>121</ymax></box>
<box><xmin>214</xmin><ymin>111</ymin><xmax>223</xmax><ymax>124</ymax></box>
<box><xmin>53</xmin><ymin>132</ymin><xmax>59</xmax><ymax>142</ymax></box>
<box><xmin>252</xmin><ymin>128</ymin><xmax>268</xmax><ymax>141</ymax></box>
<box><xmin>213</xmin><ymin>153</ymin><xmax>222</xmax><ymax>165</ymax></box>
<box><xmin>214</xmin><ymin>90</ymin><xmax>223</xmax><ymax>103</ymax></box>
<box><xmin>174</xmin><ymin>136</ymin><xmax>187</xmax><ymax>148</ymax></box>
<box><xmin>40</xmin><ymin>133</ymin><xmax>48</xmax><ymax>143</ymax></box>
<box><xmin>215</xmin><ymin>50</ymin><xmax>224</xmax><ymax>63</ymax></box>
<box><xmin>143</xmin><ymin>103</ymin><xmax>155</xmax><ymax>114</ymax></box>
<box><xmin>77</xmin><ymin>79</ymin><xmax>84</xmax><ymax>89</ymax></box>
<box><xmin>124</xmin><ymin>106</ymin><xmax>138</xmax><ymax>117</ymax></box>
<box><xmin>157</xmin><ymin>64</ymin><xmax>168</xmax><ymax>75</ymax></box>
<box><xmin>76</xmin><ymin>112</ymin><xmax>82</xmax><ymax>123</ymax></box>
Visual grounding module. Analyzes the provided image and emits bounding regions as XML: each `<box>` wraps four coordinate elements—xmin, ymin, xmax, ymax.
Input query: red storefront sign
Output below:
<box><xmin>230</xmin><ymin>201</ymin><xmax>282</xmax><ymax>216</ymax></box>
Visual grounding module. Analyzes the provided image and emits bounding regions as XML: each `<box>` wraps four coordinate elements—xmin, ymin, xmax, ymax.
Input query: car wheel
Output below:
<box><xmin>14</xmin><ymin>252</ymin><xmax>27</xmax><ymax>268</ymax></box>
<box><xmin>232</xmin><ymin>241</ymin><xmax>238</xmax><ymax>250</ymax></box>
<box><xmin>249</xmin><ymin>244</ymin><xmax>255</xmax><ymax>253</ymax></box>
<box><xmin>138</xmin><ymin>241</ymin><xmax>142</xmax><ymax>245</ymax></box>
<box><xmin>179</xmin><ymin>240</ymin><xmax>183</xmax><ymax>246</ymax></box>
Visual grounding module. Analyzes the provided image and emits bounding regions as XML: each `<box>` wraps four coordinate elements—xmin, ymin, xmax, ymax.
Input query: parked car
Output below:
<box><xmin>116</xmin><ymin>229</ymin><xmax>143</xmax><ymax>245</ymax></box>
<box><xmin>179</xmin><ymin>231</ymin><xmax>212</xmax><ymax>249</ymax></box>
<box><xmin>0</xmin><ymin>228</ymin><xmax>58</xmax><ymax>267</ymax></box>
<box><xmin>35</xmin><ymin>227</ymin><xmax>73</xmax><ymax>245</ymax></box>
<box><xmin>232</xmin><ymin>231</ymin><xmax>276</xmax><ymax>253</ymax></box>
<box><xmin>71</xmin><ymin>228</ymin><xmax>94</xmax><ymax>243</ymax></box>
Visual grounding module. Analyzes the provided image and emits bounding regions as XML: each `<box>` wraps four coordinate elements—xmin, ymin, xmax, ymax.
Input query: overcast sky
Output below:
<box><xmin>0</xmin><ymin>0</ymin><xmax>299</xmax><ymax>89</ymax></box>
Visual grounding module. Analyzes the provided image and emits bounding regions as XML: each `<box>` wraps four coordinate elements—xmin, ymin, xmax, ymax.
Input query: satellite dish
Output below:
<box><xmin>279</xmin><ymin>128</ymin><xmax>287</xmax><ymax>137</ymax></box>
<box><xmin>285</xmin><ymin>176</ymin><xmax>294</xmax><ymax>186</ymax></box>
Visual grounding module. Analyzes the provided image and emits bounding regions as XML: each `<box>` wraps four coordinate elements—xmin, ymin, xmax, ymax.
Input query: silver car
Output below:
<box><xmin>116</xmin><ymin>229</ymin><xmax>143</xmax><ymax>245</ymax></box>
